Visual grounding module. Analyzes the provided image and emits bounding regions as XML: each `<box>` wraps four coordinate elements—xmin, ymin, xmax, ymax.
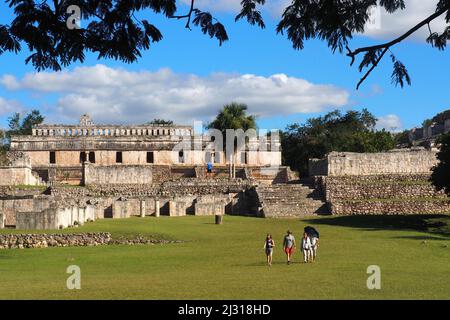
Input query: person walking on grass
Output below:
<box><xmin>283</xmin><ymin>230</ymin><xmax>296</xmax><ymax>265</ymax></box>
<box><xmin>304</xmin><ymin>226</ymin><xmax>320</xmax><ymax>262</ymax></box>
<box><xmin>264</xmin><ymin>234</ymin><xmax>275</xmax><ymax>266</ymax></box>
<box><xmin>310</xmin><ymin>235</ymin><xmax>319</xmax><ymax>262</ymax></box>
<box><xmin>301</xmin><ymin>232</ymin><xmax>313</xmax><ymax>263</ymax></box>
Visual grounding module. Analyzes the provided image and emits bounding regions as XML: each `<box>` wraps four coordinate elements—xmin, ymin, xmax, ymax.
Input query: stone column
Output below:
<box><xmin>140</xmin><ymin>200</ymin><xmax>146</xmax><ymax>218</ymax></box>
<box><xmin>155</xmin><ymin>199</ymin><xmax>160</xmax><ymax>217</ymax></box>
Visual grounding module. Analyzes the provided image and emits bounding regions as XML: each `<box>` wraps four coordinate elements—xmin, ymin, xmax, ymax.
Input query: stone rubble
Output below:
<box><xmin>0</xmin><ymin>232</ymin><xmax>181</xmax><ymax>250</ymax></box>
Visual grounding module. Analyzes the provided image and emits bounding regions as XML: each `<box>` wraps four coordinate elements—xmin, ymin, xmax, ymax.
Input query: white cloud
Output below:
<box><xmin>376</xmin><ymin>114</ymin><xmax>403</xmax><ymax>132</ymax></box>
<box><xmin>363</xmin><ymin>0</ymin><xmax>447</xmax><ymax>40</ymax></box>
<box><xmin>179</xmin><ymin>0</ymin><xmax>291</xmax><ymax>18</ymax></box>
<box><xmin>179</xmin><ymin>0</ymin><xmax>447</xmax><ymax>41</ymax></box>
<box><xmin>0</xmin><ymin>97</ymin><xmax>22</xmax><ymax>116</ymax></box>
<box><xmin>0</xmin><ymin>65</ymin><xmax>349</xmax><ymax>125</ymax></box>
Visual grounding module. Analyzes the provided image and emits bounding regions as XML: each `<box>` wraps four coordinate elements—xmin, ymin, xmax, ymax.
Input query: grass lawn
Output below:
<box><xmin>0</xmin><ymin>215</ymin><xmax>449</xmax><ymax>300</ymax></box>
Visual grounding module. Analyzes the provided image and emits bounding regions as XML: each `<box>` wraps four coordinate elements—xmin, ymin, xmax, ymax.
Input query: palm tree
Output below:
<box><xmin>207</xmin><ymin>103</ymin><xmax>257</xmax><ymax>178</ymax></box>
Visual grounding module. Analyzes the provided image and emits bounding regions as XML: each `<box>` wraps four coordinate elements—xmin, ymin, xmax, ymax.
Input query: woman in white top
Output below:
<box><xmin>301</xmin><ymin>232</ymin><xmax>312</xmax><ymax>263</ymax></box>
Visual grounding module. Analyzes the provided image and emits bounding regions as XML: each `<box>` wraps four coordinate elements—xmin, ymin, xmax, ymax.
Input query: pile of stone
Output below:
<box><xmin>109</xmin><ymin>235</ymin><xmax>183</xmax><ymax>246</ymax></box>
<box><xmin>0</xmin><ymin>232</ymin><xmax>111</xmax><ymax>249</ymax></box>
<box><xmin>0</xmin><ymin>232</ymin><xmax>182</xmax><ymax>250</ymax></box>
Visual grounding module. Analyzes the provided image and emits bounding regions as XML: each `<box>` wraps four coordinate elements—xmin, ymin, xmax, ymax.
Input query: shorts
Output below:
<box><xmin>265</xmin><ymin>248</ymin><xmax>273</xmax><ymax>256</ymax></box>
<box><xmin>207</xmin><ymin>168</ymin><xmax>212</xmax><ymax>173</ymax></box>
<box><xmin>284</xmin><ymin>247</ymin><xmax>294</xmax><ymax>255</ymax></box>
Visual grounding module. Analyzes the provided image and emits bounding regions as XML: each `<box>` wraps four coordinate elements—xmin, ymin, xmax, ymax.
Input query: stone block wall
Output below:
<box><xmin>169</xmin><ymin>198</ymin><xmax>191</xmax><ymax>217</ymax></box>
<box><xmin>194</xmin><ymin>195</ymin><xmax>228</xmax><ymax>216</ymax></box>
<box><xmin>0</xmin><ymin>152</ymin><xmax>44</xmax><ymax>186</ymax></box>
<box><xmin>0</xmin><ymin>177</ymin><xmax>256</xmax><ymax>228</ymax></box>
<box><xmin>314</xmin><ymin>174</ymin><xmax>450</xmax><ymax>215</ymax></box>
<box><xmin>248</xmin><ymin>166</ymin><xmax>290</xmax><ymax>184</ymax></box>
<box><xmin>84</xmin><ymin>164</ymin><xmax>153</xmax><ymax>185</ymax></box>
<box><xmin>112</xmin><ymin>200</ymin><xmax>131</xmax><ymax>219</ymax></box>
<box><xmin>0</xmin><ymin>197</ymin><xmax>51</xmax><ymax>226</ymax></box>
<box><xmin>319</xmin><ymin>174</ymin><xmax>447</xmax><ymax>201</ymax></box>
<box><xmin>330</xmin><ymin>199</ymin><xmax>450</xmax><ymax>215</ymax></box>
<box><xmin>309</xmin><ymin>149</ymin><xmax>438</xmax><ymax>177</ymax></box>
<box><xmin>16</xmin><ymin>204</ymin><xmax>96</xmax><ymax>230</ymax></box>
<box><xmin>0</xmin><ymin>166</ymin><xmax>43</xmax><ymax>186</ymax></box>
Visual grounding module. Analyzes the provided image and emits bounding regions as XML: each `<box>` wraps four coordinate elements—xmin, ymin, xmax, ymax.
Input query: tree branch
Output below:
<box><xmin>347</xmin><ymin>6</ymin><xmax>448</xmax><ymax>89</ymax></box>
<box><xmin>356</xmin><ymin>47</ymin><xmax>388</xmax><ymax>90</ymax></box>
<box><xmin>170</xmin><ymin>0</ymin><xmax>196</xmax><ymax>30</ymax></box>
<box><xmin>348</xmin><ymin>7</ymin><xmax>448</xmax><ymax>59</ymax></box>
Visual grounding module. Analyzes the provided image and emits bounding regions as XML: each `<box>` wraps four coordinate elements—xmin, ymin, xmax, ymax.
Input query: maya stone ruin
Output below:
<box><xmin>0</xmin><ymin>115</ymin><xmax>448</xmax><ymax>230</ymax></box>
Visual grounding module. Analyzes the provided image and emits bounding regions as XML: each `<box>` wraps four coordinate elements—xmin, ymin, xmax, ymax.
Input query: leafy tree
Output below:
<box><xmin>6</xmin><ymin>110</ymin><xmax>45</xmax><ymax>139</ymax></box>
<box><xmin>0</xmin><ymin>1</ymin><xmax>448</xmax><ymax>89</ymax></box>
<box><xmin>422</xmin><ymin>119</ymin><xmax>434</xmax><ymax>128</ymax></box>
<box><xmin>20</xmin><ymin>110</ymin><xmax>45</xmax><ymax>135</ymax></box>
<box><xmin>282</xmin><ymin>109</ymin><xmax>396</xmax><ymax>175</ymax></box>
<box><xmin>0</xmin><ymin>128</ymin><xmax>6</xmax><ymax>147</ymax></box>
<box><xmin>0</xmin><ymin>128</ymin><xmax>8</xmax><ymax>165</ymax></box>
<box><xmin>431</xmin><ymin>133</ymin><xmax>450</xmax><ymax>196</ymax></box>
<box><xmin>1</xmin><ymin>110</ymin><xmax>44</xmax><ymax>163</ymax></box>
<box><xmin>422</xmin><ymin>109</ymin><xmax>450</xmax><ymax>128</ymax></box>
<box><xmin>431</xmin><ymin>109</ymin><xmax>450</xmax><ymax>124</ymax></box>
<box><xmin>147</xmin><ymin>119</ymin><xmax>174</xmax><ymax>125</ymax></box>
<box><xmin>394</xmin><ymin>129</ymin><xmax>412</xmax><ymax>147</ymax></box>
<box><xmin>207</xmin><ymin>102</ymin><xmax>257</xmax><ymax>137</ymax></box>
<box><xmin>207</xmin><ymin>102</ymin><xmax>257</xmax><ymax>177</ymax></box>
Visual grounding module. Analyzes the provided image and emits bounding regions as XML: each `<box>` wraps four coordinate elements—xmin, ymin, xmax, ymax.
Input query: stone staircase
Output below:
<box><xmin>248</xmin><ymin>167</ymin><xmax>289</xmax><ymax>185</ymax></box>
<box><xmin>256</xmin><ymin>181</ymin><xmax>329</xmax><ymax>218</ymax></box>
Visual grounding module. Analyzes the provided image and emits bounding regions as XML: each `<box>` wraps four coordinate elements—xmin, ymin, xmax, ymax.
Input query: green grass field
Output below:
<box><xmin>0</xmin><ymin>215</ymin><xmax>449</xmax><ymax>300</ymax></box>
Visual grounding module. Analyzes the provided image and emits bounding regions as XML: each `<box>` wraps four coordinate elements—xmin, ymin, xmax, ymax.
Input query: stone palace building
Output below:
<box><xmin>8</xmin><ymin>115</ymin><xmax>281</xmax><ymax>185</ymax></box>
<box><xmin>1</xmin><ymin>115</ymin><xmax>448</xmax><ymax>232</ymax></box>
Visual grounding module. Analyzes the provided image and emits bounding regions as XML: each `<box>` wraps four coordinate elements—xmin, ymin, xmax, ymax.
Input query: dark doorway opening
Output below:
<box><xmin>49</xmin><ymin>152</ymin><xmax>56</xmax><ymax>164</ymax></box>
<box><xmin>116</xmin><ymin>152</ymin><xmax>123</xmax><ymax>163</ymax></box>
<box><xmin>147</xmin><ymin>152</ymin><xmax>154</xmax><ymax>164</ymax></box>
<box><xmin>89</xmin><ymin>152</ymin><xmax>96</xmax><ymax>163</ymax></box>
<box><xmin>104</xmin><ymin>206</ymin><xmax>113</xmax><ymax>218</ymax></box>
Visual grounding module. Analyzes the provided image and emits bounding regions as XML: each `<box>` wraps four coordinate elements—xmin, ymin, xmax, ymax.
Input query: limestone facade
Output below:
<box><xmin>9</xmin><ymin>115</ymin><xmax>282</xmax><ymax>185</ymax></box>
<box><xmin>309</xmin><ymin>148</ymin><xmax>438</xmax><ymax>177</ymax></box>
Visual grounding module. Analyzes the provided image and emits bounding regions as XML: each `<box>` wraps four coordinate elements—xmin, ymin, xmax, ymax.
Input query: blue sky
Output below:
<box><xmin>0</xmin><ymin>0</ymin><xmax>449</xmax><ymax>131</ymax></box>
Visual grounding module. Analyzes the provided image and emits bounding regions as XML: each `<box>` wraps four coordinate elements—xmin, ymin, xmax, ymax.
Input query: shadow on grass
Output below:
<box><xmin>236</xmin><ymin>261</ymin><xmax>306</xmax><ymax>267</ymax></box>
<box><xmin>391</xmin><ymin>235</ymin><xmax>449</xmax><ymax>241</ymax></box>
<box><xmin>303</xmin><ymin>215</ymin><xmax>450</xmax><ymax>239</ymax></box>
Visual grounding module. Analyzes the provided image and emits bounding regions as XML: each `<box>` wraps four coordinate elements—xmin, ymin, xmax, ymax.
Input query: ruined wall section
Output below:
<box><xmin>84</xmin><ymin>164</ymin><xmax>153</xmax><ymax>185</ymax></box>
<box><xmin>309</xmin><ymin>149</ymin><xmax>438</xmax><ymax>177</ymax></box>
<box><xmin>0</xmin><ymin>152</ymin><xmax>45</xmax><ymax>186</ymax></box>
<box><xmin>313</xmin><ymin>174</ymin><xmax>449</xmax><ymax>215</ymax></box>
